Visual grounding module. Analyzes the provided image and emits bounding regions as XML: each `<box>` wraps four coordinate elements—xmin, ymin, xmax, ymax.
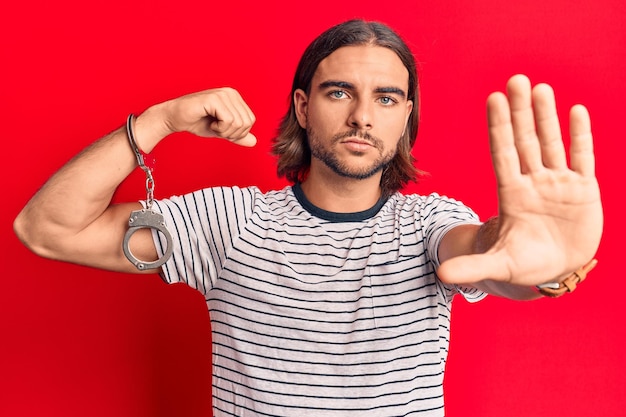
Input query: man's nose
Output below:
<box><xmin>348</xmin><ymin>99</ymin><xmax>373</xmax><ymax>129</ymax></box>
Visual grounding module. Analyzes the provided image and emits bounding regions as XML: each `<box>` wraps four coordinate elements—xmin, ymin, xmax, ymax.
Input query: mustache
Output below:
<box><xmin>332</xmin><ymin>129</ymin><xmax>383</xmax><ymax>148</ymax></box>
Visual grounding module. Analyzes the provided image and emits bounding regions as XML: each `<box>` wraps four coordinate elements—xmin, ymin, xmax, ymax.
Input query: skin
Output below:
<box><xmin>13</xmin><ymin>45</ymin><xmax>603</xmax><ymax>300</ymax></box>
<box><xmin>439</xmin><ymin>77</ymin><xmax>602</xmax><ymax>298</ymax></box>
<box><xmin>294</xmin><ymin>45</ymin><xmax>412</xmax><ymax>213</ymax></box>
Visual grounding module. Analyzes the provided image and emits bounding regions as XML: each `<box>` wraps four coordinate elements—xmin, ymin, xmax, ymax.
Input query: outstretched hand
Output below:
<box><xmin>438</xmin><ymin>75</ymin><xmax>603</xmax><ymax>287</ymax></box>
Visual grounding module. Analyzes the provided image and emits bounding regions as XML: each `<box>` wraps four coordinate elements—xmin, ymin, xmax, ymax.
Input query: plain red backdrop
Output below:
<box><xmin>2</xmin><ymin>1</ymin><xmax>624</xmax><ymax>416</ymax></box>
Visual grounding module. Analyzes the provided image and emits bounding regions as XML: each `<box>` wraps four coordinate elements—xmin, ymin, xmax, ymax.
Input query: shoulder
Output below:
<box><xmin>387</xmin><ymin>192</ymin><xmax>476</xmax><ymax>217</ymax></box>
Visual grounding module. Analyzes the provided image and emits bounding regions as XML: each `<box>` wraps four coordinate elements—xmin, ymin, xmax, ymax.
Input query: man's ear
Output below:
<box><xmin>294</xmin><ymin>89</ymin><xmax>308</xmax><ymax>129</ymax></box>
<box><xmin>403</xmin><ymin>99</ymin><xmax>414</xmax><ymax>135</ymax></box>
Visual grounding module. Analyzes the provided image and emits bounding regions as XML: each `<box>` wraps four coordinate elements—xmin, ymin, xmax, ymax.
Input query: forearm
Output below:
<box><xmin>439</xmin><ymin>219</ymin><xmax>542</xmax><ymax>300</ymax></box>
<box><xmin>14</xmin><ymin>105</ymin><xmax>170</xmax><ymax>257</ymax></box>
<box><xmin>14</xmin><ymin>88</ymin><xmax>256</xmax><ymax>270</ymax></box>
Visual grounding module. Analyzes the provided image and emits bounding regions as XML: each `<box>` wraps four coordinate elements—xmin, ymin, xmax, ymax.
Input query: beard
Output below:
<box><xmin>306</xmin><ymin>125</ymin><xmax>397</xmax><ymax>180</ymax></box>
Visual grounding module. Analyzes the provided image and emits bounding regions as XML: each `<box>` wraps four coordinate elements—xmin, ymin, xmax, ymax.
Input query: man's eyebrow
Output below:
<box><xmin>374</xmin><ymin>87</ymin><xmax>407</xmax><ymax>99</ymax></box>
<box><xmin>317</xmin><ymin>80</ymin><xmax>407</xmax><ymax>99</ymax></box>
<box><xmin>318</xmin><ymin>80</ymin><xmax>355</xmax><ymax>90</ymax></box>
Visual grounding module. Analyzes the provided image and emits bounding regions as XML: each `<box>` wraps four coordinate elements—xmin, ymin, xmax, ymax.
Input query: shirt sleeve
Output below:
<box><xmin>420</xmin><ymin>193</ymin><xmax>487</xmax><ymax>303</ymax></box>
<box><xmin>146</xmin><ymin>186</ymin><xmax>257</xmax><ymax>296</ymax></box>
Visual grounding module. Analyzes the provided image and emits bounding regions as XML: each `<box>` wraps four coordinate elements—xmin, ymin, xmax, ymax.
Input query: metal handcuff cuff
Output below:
<box><xmin>122</xmin><ymin>114</ymin><xmax>173</xmax><ymax>271</ymax></box>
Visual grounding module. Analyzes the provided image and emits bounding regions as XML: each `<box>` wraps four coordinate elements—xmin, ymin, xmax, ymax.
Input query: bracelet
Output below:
<box><xmin>537</xmin><ymin>259</ymin><xmax>598</xmax><ymax>298</ymax></box>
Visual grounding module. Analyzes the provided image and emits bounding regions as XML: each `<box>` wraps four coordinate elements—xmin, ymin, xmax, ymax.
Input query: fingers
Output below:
<box><xmin>488</xmin><ymin>75</ymin><xmax>587</xmax><ymax>180</ymax></box>
<box><xmin>507</xmin><ymin>75</ymin><xmax>544</xmax><ymax>173</ymax></box>
<box><xmin>207</xmin><ymin>88</ymin><xmax>257</xmax><ymax>146</ymax></box>
<box><xmin>569</xmin><ymin>104</ymin><xmax>595</xmax><ymax>177</ymax></box>
<box><xmin>166</xmin><ymin>87</ymin><xmax>257</xmax><ymax>147</ymax></box>
<box><xmin>532</xmin><ymin>83</ymin><xmax>567</xmax><ymax>170</ymax></box>
<box><xmin>437</xmin><ymin>252</ymin><xmax>509</xmax><ymax>285</ymax></box>
<box><xmin>487</xmin><ymin>91</ymin><xmax>520</xmax><ymax>186</ymax></box>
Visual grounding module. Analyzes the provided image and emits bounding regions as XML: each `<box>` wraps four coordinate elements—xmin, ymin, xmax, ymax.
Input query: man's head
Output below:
<box><xmin>272</xmin><ymin>19</ymin><xmax>420</xmax><ymax>195</ymax></box>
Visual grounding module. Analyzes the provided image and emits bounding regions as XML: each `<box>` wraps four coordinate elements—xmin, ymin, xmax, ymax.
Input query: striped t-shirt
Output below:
<box><xmin>150</xmin><ymin>184</ymin><xmax>485</xmax><ymax>416</ymax></box>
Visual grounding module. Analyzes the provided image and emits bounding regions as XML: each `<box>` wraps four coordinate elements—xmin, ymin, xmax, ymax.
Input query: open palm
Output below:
<box><xmin>439</xmin><ymin>75</ymin><xmax>603</xmax><ymax>287</ymax></box>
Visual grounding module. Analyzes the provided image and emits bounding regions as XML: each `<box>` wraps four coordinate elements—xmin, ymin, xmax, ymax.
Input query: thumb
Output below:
<box><xmin>437</xmin><ymin>252</ymin><xmax>510</xmax><ymax>285</ymax></box>
<box><xmin>229</xmin><ymin>132</ymin><xmax>257</xmax><ymax>147</ymax></box>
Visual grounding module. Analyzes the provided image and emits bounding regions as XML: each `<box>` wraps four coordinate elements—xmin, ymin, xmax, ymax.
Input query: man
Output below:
<box><xmin>14</xmin><ymin>19</ymin><xmax>602</xmax><ymax>416</ymax></box>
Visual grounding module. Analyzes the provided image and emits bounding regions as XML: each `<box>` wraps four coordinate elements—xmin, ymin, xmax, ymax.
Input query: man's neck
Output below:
<box><xmin>300</xmin><ymin>168</ymin><xmax>383</xmax><ymax>213</ymax></box>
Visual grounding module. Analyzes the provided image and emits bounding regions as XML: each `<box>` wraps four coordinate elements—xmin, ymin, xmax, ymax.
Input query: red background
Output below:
<box><xmin>2</xmin><ymin>1</ymin><xmax>624</xmax><ymax>416</ymax></box>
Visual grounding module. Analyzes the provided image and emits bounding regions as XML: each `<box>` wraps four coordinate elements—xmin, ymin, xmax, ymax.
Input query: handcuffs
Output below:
<box><xmin>122</xmin><ymin>114</ymin><xmax>173</xmax><ymax>271</ymax></box>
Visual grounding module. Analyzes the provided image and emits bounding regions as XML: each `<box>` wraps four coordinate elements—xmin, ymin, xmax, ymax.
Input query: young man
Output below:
<box><xmin>14</xmin><ymin>20</ymin><xmax>602</xmax><ymax>416</ymax></box>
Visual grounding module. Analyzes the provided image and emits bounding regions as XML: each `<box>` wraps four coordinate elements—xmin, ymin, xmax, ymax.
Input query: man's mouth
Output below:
<box><xmin>341</xmin><ymin>138</ymin><xmax>374</xmax><ymax>151</ymax></box>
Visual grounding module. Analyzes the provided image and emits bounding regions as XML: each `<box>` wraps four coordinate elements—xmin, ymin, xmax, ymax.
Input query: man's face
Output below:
<box><xmin>294</xmin><ymin>45</ymin><xmax>413</xmax><ymax>181</ymax></box>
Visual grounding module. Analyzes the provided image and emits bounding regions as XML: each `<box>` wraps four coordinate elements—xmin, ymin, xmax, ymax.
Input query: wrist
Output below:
<box><xmin>134</xmin><ymin>103</ymin><xmax>174</xmax><ymax>153</ymax></box>
<box><xmin>536</xmin><ymin>259</ymin><xmax>598</xmax><ymax>298</ymax></box>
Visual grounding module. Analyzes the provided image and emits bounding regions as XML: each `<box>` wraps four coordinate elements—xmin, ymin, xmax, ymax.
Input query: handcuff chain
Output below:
<box><xmin>145</xmin><ymin>169</ymin><xmax>155</xmax><ymax>210</ymax></box>
<box><xmin>123</xmin><ymin>114</ymin><xmax>173</xmax><ymax>270</ymax></box>
<box><xmin>126</xmin><ymin>115</ymin><xmax>156</xmax><ymax>209</ymax></box>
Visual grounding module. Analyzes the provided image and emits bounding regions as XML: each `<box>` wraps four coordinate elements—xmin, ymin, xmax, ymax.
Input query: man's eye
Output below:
<box><xmin>330</xmin><ymin>90</ymin><xmax>347</xmax><ymax>99</ymax></box>
<box><xmin>379</xmin><ymin>96</ymin><xmax>395</xmax><ymax>105</ymax></box>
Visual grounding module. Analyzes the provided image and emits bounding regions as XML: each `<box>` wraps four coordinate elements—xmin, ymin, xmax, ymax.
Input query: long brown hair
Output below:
<box><xmin>271</xmin><ymin>19</ymin><xmax>422</xmax><ymax>195</ymax></box>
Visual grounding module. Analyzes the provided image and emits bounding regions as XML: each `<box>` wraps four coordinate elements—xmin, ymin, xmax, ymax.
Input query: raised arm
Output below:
<box><xmin>437</xmin><ymin>75</ymin><xmax>603</xmax><ymax>299</ymax></box>
<box><xmin>13</xmin><ymin>88</ymin><xmax>256</xmax><ymax>273</ymax></box>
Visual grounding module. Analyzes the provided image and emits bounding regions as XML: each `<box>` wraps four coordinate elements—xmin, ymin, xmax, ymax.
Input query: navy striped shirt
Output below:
<box><xmin>150</xmin><ymin>184</ymin><xmax>485</xmax><ymax>416</ymax></box>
